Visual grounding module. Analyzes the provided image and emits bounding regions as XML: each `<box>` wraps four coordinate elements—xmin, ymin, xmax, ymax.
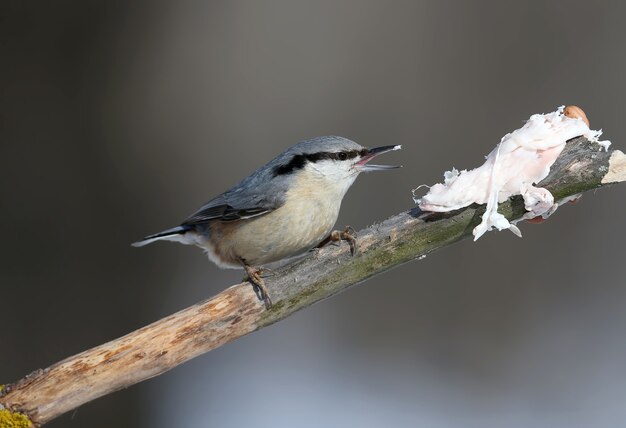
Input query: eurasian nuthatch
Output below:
<box><xmin>133</xmin><ymin>136</ymin><xmax>401</xmax><ymax>307</ymax></box>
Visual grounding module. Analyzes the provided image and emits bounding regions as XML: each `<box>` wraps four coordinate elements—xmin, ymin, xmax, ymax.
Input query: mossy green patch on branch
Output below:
<box><xmin>0</xmin><ymin>408</ymin><xmax>32</xmax><ymax>428</ymax></box>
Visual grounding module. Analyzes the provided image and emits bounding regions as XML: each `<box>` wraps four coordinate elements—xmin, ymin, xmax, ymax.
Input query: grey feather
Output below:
<box><xmin>181</xmin><ymin>136</ymin><xmax>363</xmax><ymax>227</ymax></box>
<box><xmin>132</xmin><ymin>226</ymin><xmax>190</xmax><ymax>247</ymax></box>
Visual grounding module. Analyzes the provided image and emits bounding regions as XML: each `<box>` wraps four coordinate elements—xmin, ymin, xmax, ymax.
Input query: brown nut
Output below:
<box><xmin>563</xmin><ymin>105</ymin><xmax>590</xmax><ymax>127</ymax></box>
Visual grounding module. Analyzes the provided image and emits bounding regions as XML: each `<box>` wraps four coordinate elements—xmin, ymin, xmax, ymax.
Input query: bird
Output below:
<box><xmin>133</xmin><ymin>136</ymin><xmax>401</xmax><ymax>307</ymax></box>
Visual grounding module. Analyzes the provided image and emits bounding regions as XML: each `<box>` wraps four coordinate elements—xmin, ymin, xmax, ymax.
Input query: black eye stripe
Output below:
<box><xmin>273</xmin><ymin>149</ymin><xmax>369</xmax><ymax>176</ymax></box>
<box><xmin>273</xmin><ymin>155</ymin><xmax>307</xmax><ymax>176</ymax></box>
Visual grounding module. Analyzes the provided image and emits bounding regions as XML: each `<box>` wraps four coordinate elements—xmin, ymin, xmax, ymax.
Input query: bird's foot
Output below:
<box><xmin>243</xmin><ymin>264</ymin><xmax>273</xmax><ymax>309</ymax></box>
<box><xmin>257</xmin><ymin>266</ymin><xmax>276</xmax><ymax>278</ymax></box>
<box><xmin>317</xmin><ymin>226</ymin><xmax>357</xmax><ymax>256</ymax></box>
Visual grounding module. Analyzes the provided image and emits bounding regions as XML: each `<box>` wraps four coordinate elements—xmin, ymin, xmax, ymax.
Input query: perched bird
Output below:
<box><xmin>133</xmin><ymin>136</ymin><xmax>401</xmax><ymax>307</ymax></box>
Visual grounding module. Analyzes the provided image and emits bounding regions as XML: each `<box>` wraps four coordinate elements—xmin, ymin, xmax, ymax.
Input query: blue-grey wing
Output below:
<box><xmin>180</xmin><ymin>142</ymin><xmax>304</xmax><ymax>227</ymax></box>
<box><xmin>181</xmin><ymin>168</ymin><xmax>289</xmax><ymax>226</ymax></box>
<box><xmin>182</xmin><ymin>200</ymin><xmax>273</xmax><ymax>225</ymax></box>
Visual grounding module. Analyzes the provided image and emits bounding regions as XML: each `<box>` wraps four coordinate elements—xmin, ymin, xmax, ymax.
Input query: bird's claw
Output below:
<box><xmin>242</xmin><ymin>264</ymin><xmax>273</xmax><ymax>309</ymax></box>
<box><xmin>318</xmin><ymin>226</ymin><xmax>358</xmax><ymax>256</ymax></box>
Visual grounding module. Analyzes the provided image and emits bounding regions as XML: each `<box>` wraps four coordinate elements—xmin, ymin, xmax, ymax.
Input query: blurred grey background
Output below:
<box><xmin>2</xmin><ymin>1</ymin><xmax>626</xmax><ymax>427</ymax></box>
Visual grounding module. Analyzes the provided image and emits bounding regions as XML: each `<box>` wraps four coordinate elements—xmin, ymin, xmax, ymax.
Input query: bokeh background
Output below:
<box><xmin>2</xmin><ymin>1</ymin><xmax>626</xmax><ymax>427</ymax></box>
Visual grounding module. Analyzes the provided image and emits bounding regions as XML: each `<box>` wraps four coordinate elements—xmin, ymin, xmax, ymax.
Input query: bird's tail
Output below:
<box><xmin>131</xmin><ymin>226</ymin><xmax>191</xmax><ymax>247</ymax></box>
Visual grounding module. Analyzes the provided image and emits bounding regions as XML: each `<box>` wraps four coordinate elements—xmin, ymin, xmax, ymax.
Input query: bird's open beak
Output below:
<box><xmin>357</xmin><ymin>145</ymin><xmax>402</xmax><ymax>172</ymax></box>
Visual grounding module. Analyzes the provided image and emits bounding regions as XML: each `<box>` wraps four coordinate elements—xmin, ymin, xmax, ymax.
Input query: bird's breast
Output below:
<box><xmin>208</xmin><ymin>169</ymin><xmax>349</xmax><ymax>266</ymax></box>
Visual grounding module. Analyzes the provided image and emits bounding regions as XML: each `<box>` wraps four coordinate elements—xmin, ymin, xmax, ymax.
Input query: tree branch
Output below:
<box><xmin>2</xmin><ymin>137</ymin><xmax>625</xmax><ymax>427</ymax></box>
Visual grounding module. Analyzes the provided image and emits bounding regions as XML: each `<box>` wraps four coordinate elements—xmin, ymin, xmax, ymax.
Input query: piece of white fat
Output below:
<box><xmin>416</xmin><ymin>106</ymin><xmax>611</xmax><ymax>241</ymax></box>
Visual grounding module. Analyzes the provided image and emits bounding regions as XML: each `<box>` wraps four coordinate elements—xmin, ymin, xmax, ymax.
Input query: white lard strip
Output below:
<box><xmin>416</xmin><ymin>106</ymin><xmax>610</xmax><ymax>240</ymax></box>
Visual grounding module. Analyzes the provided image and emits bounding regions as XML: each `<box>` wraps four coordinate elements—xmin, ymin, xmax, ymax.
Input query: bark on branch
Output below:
<box><xmin>2</xmin><ymin>137</ymin><xmax>625</xmax><ymax>427</ymax></box>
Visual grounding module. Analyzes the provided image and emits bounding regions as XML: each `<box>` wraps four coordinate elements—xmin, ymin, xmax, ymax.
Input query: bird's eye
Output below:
<box><xmin>337</xmin><ymin>152</ymin><xmax>348</xmax><ymax>161</ymax></box>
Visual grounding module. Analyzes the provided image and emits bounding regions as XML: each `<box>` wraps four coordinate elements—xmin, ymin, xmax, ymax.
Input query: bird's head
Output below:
<box><xmin>273</xmin><ymin>136</ymin><xmax>401</xmax><ymax>187</ymax></box>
